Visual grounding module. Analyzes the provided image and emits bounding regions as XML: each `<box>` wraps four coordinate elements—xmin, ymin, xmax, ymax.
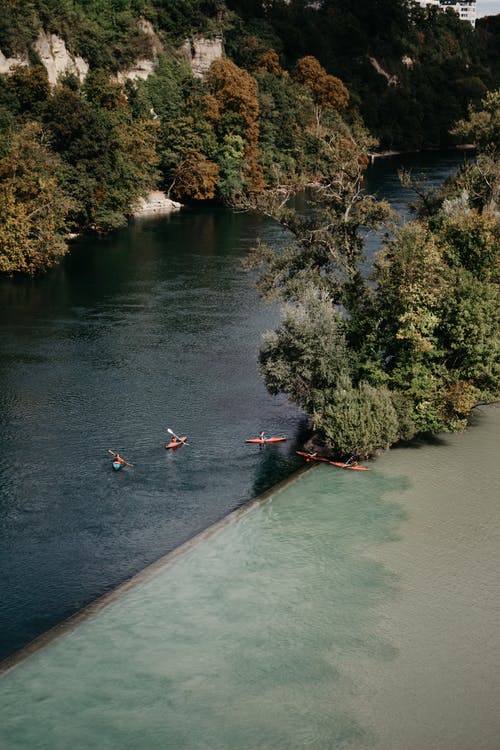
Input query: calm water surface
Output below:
<box><xmin>0</xmin><ymin>406</ymin><xmax>498</xmax><ymax>749</ymax></box>
<box><xmin>0</xmin><ymin>151</ymin><xmax>473</xmax><ymax>660</ymax></box>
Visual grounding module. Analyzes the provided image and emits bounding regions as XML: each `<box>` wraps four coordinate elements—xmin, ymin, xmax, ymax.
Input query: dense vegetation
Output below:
<box><xmin>1</xmin><ymin>0</ymin><xmax>499</xmax><ymax>274</ymax></box>
<box><xmin>0</xmin><ymin>1</ymin><xmax>498</xmax><ymax>449</ymax></box>
<box><xmin>226</xmin><ymin>0</ymin><xmax>500</xmax><ymax>151</ymax></box>
<box><xmin>245</xmin><ymin>91</ymin><xmax>500</xmax><ymax>456</ymax></box>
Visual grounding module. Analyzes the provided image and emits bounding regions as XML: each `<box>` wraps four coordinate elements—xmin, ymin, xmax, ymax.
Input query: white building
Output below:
<box><xmin>414</xmin><ymin>0</ymin><xmax>476</xmax><ymax>26</ymax></box>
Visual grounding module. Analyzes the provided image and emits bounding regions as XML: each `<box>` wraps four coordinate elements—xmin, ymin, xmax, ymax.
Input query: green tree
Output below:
<box><xmin>207</xmin><ymin>57</ymin><xmax>265</xmax><ymax>198</ymax></box>
<box><xmin>0</xmin><ymin>122</ymin><xmax>73</xmax><ymax>274</ymax></box>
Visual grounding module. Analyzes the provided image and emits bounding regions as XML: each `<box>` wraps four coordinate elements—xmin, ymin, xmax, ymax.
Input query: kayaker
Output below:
<box><xmin>259</xmin><ymin>431</ymin><xmax>270</xmax><ymax>441</ymax></box>
<box><xmin>114</xmin><ymin>453</ymin><xmax>125</xmax><ymax>464</ymax></box>
<box><xmin>345</xmin><ymin>452</ymin><xmax>359</xmax><ymax>466</ymax></box>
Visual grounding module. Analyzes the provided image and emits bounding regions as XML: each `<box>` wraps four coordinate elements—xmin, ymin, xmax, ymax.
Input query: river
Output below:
<box><xmin>0</xmin><ymin>150</ymin><xmax>475</xmax><ymax>662</ymax></box>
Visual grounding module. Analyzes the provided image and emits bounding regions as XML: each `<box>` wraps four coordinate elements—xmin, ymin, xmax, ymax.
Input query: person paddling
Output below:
<box><xmin>108</xmin><ymin>450</ymin><xmax>133</xmax><ymax>466</ymax></box>
<box><xmin>345</xmin><ymin>452</ymin><xmax>359</xmax><ymax>467</ymax></box>
<box><xmin>259</xmin><ymin>431</ymin><xmax>270</xmax><ymax>441</ymax></box>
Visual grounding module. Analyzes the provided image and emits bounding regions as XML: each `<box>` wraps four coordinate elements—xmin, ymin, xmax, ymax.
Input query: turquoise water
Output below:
<box><xmin>0</xmin><ymin>151</ymin><xmax>470</xmax><ymax>661</ymax></box>
<box><xmin>1</xmin><ymin>406</ymin><xmax>498</xmax><ymax>749</ymax></box>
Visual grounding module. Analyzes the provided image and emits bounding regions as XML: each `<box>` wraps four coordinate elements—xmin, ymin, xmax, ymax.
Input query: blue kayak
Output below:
<box><xmin>112</xmin><ymin>461</ymin><xmax>123</xmax><ymax>471</ymax></box>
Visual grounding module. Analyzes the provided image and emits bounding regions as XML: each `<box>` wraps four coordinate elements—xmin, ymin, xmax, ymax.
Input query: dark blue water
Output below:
<box><xmin>0</xmin><ymin>152</ymin><xmax>469</xmax><ymax>661</ymax></box>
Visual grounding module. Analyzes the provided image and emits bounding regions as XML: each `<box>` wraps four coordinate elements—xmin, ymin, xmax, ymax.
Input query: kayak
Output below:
<box><xmin>246</xmin><ymin>436</ymin><xmax>287</xmax><ymax>444</ymax></box>
<box><xmin>295</xmin><ymin>451</ymin><xmax>329</xmax><ymax>463</ymax></box>
<box><xmin>296</xmin><ymin>452</ymin><xmax>370</xmax><ymax>470</ymax></box>
<box><xmin>112</xmin><ymin>460</ymin><xmax>123</xmax><ymax>471</ymax></box>
<box><xmin>329</xmin><ymin>461</ymin><xmax>370</xmax><ymax>471</ymax></box>
<box><xmin>166</xmin><ymin>436</ymin><xmax>187</xmax><ymax>449</ymax></box>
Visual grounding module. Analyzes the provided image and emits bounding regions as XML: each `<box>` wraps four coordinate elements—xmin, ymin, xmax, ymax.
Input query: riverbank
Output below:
<box><xmin>368</xmin><ymin>144</ymin><xmax>476</xmax><ymax>163</ymax></box>
<box><xmin>132</xmin><ymin>190</ymin><xmax>183</xmax><ymax>216</ymax></box>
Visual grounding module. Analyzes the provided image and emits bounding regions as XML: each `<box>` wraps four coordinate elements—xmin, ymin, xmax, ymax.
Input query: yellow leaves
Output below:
<box><xmin>396</xmin><ymin>309</ymin><xmax>440</xmax><ymax>353</ymax></box>
<box><xmin>203</xmin><ymin>93</ymin><xmax>220</xmax><ymax>123</ymax></box>
<box><xmin>443</xmin><ymin>380</ymin><xmax>478</xmax><ymax>417</ymax></box>
<box><xmin>207</xmin><ymin>57</ymin><xmax>263</xmax><ymax>194</ymax></box>
<box><xmin>0</xmin><ymin>122</ymin><xmax>72</xmax><ymax>274</ymax></box>
<box><xmin>172</xmin><ymin>150</ymin><xmax>219</xmax><ymax>201</ymax></box>
<box><xmin>293</xmin><ymin>56</ymin><xmax>349</xmax><ymax>113</ymax></box>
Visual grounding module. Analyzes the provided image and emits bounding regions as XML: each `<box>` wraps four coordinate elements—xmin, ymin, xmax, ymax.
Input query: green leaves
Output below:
<box><xmin>0</xmin><ymin>122</ymin><xmax>73</xmax><ymax>273</ymax></box>
<box><xmin>248</xmin><ymin>92</ymin><xmax>499</xmax><ymax>454</ymax></box>
<box><xmin>259</xmin><ymin>287</ymin><xmax>351</xmax><ymax>413</ymax></box>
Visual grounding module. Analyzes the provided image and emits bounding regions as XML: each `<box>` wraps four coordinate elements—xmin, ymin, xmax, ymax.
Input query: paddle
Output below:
<box><xmin>167</xmin><ymin>428</ymin><xmax>189</xmax><ymax>446</ymax></box>
<box><xmin>108</xmin><ymin>449</ymin><xmax>134</xmax><ymax>467</ymax></box>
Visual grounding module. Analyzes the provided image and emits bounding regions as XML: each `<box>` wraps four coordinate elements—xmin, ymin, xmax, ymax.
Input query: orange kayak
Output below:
<box><xmin>296</xmin><ymin>452</ymin><xmax>370</xmax><ymax>470</ymax></box>
<box><xmin>295</xmin><ymin>451</ymin><xmax>329</xmax><ymax>463</ymax></box>
<box><xmin>166</xmin><ymin>437</ymin><xmax>187</xmax><ymax>449</ymax></box>
<box><xmin>329</xmin><ymin>461</ymin><xmax>370</xmax><ymax>471</ymax></box>
<box><xmin>246</xmin><ymin>436</ymin><xmax>287</xmax><ymax>444</ymax></box>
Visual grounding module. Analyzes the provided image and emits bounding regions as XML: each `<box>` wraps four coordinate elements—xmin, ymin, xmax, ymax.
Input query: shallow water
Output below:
<box><xmin>0</xmin><ymin>406</ymin><xmax>498</xmax><ymax>749</ymax></box>
<box><xmin>0</xmin><ymin>150</ymin><xmax>473</xmax><ymax>660</ymax></box>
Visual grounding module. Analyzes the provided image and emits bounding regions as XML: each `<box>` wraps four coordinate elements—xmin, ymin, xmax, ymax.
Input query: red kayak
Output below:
<box><xmin>246</xmin><ymin>436</ymin><xmax>287</xmax><ymax>444</ymax></box>
<box><xmin>329</xmin><ymin>461</ymin><xmax>370</xmax><ymax>471</ymax></box>
<box><xmin>296</xmin><ymin>452</ymin><xmax>370</xmax><ymax>470</ymax></box>
<box><xmin>166</xmin><ymin>437</ymin><xmax>187</xmax><ymax>449</ymax></box>
<box><xmin>295</xmin><ymin>451</ymin><xmax>329</xmax><ymax>463</ymax></box>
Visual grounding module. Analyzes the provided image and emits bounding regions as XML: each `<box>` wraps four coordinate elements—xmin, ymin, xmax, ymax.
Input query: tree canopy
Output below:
<box><xmin>246</xmin><ymin>90</ymin><xmax>500</xmax><ymax>456</ymax></box>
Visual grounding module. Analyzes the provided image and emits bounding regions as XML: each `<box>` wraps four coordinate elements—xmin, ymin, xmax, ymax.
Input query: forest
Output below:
<box><xmin>0</xmin><ymin>0</ymin><xmax>499</xmax><ymax>273</ymax></box>
<box><xmin>0</xmin><ymin>0</ymin><xmax>498</xmax><ymax>453</ymax></box>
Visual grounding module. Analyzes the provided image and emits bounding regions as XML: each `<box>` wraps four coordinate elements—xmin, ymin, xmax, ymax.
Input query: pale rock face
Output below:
<box><xmin>367</xmin><ymin>56</ymin><xmax>399</xmax><ymax>86</ymax></box>
<box><xmin>133</xmin><ymin>191</ymin><xmax>182</xmax><ymax>215</ymax></box>
<box><xmin>138</xmin><ymin>18</ymin><xmax>163</xmax><ymax>54</ymax></box>
<box><xmin>113</xmin><ymin>18</ymin><xmax>163</xmax><ymax>84</ymax></box>
<box><xmin>113</xmin><ymin>59</ymin><xmax>157</xmax><ymax>84</ymax></box>
<box><xmin>0</xmin><ymin>50</ymin><xmax>29</xmax><ymax>74</ymax></box>
<box><xmin>33</xmin><ymin>31</ymin><xmax>88</xmax><ymax>84</ymax></box>
<box><xmin>182</xmin><ymin>37</ymin><xmax>223</xmax><ymax>78</ymax></box>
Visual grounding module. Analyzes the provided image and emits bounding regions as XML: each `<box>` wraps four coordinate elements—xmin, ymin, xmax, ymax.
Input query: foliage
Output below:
<box><xmin>451</xmin><ymin>89</ymin><xmax>500</xmax><ymax>156</ymax></box>
<box><xmin>226</xmin><ymin>0</ymin><xmax>500</xmax><ymax>151</ymax></box>
<box><xmin>207</xmin><ymin>57</ymin><xmax>264</xmax><ymax>198</ymax></box>
<box><xmin>293</xmin><ymin>56</ymin><xmax>349</xmax><ymax>115</ymax></box>
<box><xmin>246</xmin><ymin>91</ymin><xmax>500</xmax><ymax>455</ymax></box>
<box><xmin>259</xmin><ymin>288</ymin><xmax>352</xmax><ymax>415</ymax></box>
<box><xmin>0</xmin><ymin>122</ymin><xmax>73</xmax><ymax>273</ymax></box>
<box><xmin>1</xmin><ymin>0</ymin><xmax>498</xmax><ymax>280</ymax></box>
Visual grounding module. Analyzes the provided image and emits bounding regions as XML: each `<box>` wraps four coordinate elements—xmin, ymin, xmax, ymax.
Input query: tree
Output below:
<box><xmin>259</xmin><ymin>287</ymin><xmax>352</xmax><ymax>416</ymax></box>
<box><xmin>207</xmin><ymin>57</ymin><xmax>265</xmax><ymax>197</ymax></box>
<box><xmin>44</xmin><ymin>75</ymin><xmax>159</xmax><ymax>231</ymax></box>
<box><xmin>0</xmin><ymin>122</ymin><xmax>73</xmax><ymax>274</ymax></box>
<box><xmin>451</xmin><ymin>89</ymin><xmax>500</xmax><ymax>157</ymax></box>
<box><xmin>247</xmin><ymin>88</ymin><xmax>499</xmax><ymax>453</ymax></box>
<box><xmin>293</xmin><ymin>56</ymin><xmax>349</xmax><ymax>127</ymax></box>
<box><xmin>169</xmin><ymin>148</ymin><xmax>220</xmax><ymax>200</ymax></box>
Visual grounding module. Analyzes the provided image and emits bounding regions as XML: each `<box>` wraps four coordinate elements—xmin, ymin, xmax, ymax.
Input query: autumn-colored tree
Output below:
<box><xmin>0</xmin><ymin>122</ymin><xmax>74</xmax><ymax>274</ymax></box>
<box><xmin>207</xmin><ymin>57</ymin><xmax>265</xmax><ymax>197</ymax></box>
<box><xmin>293</xmin><ymin>56</ymin><xmax>349</xmax><ymax>123</ymax></box>
<box><xmin>170</xmin><ymin>149</ymin><xmax>220</xmax><ymax>201</ymax></box>
<box><xmin>256</xmin><ymin>49</ymin><xmax>284</xmax><ymax>78</ymax></box>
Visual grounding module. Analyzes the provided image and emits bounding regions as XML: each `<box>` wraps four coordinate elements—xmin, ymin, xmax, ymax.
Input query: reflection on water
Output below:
<box><xmin>0</xmin><ymin>151</ymin><xmax>472</xmax><ymax>662</ymax></box>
